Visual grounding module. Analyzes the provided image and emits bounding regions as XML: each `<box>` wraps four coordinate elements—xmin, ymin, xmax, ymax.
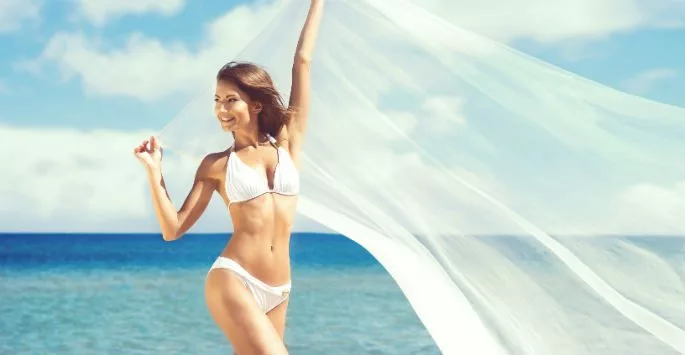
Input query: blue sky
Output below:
<box><xmin>0</xmin><ymin>0</ymin><xmax>682</xmax><ymax>132</ymax></box>
<box><xmin>0</xmin><ymin>0</ymin><xmax>683</xmax><ymax>232</ymax></box>
<box><xmin>0</xmin><ymin>0</ymin><xmax>249</xmax><ymax>131</ymax></box>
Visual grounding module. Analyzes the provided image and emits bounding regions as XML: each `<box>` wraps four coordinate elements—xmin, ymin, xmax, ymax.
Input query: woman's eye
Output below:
<box><xmin>214</xmin><ymin>97</ymin><xmax>237</xmax><ymax>104</ymax></box>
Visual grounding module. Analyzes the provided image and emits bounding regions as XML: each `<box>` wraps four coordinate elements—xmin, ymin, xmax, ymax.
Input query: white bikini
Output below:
<box><xmin>225</xmin><ymin>134</ymin><xmax>300</xmax><ymax>206</ymax></box>
<box><xmin>209</xmin><ymin>257</ymin><xmax>293</xmax><ymax>313</ymax></box>
<box><xmin>208</xmin><ymin>134</ymin><xmax>299</xmax><ymax>314</ymax></box>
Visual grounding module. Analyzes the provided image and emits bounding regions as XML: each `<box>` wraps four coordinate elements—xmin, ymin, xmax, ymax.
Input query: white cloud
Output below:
<box><xmin>0</xmin><ymin>125</ymin><xmax>153</xmax><ymax>228</ymax></box>
<box><xmin>3</xmin><ymin>120</ymin><xmax>682</xmax><ymax>235</ymax></box>
<box><xmin>0</xmin><ymin>0</ymin><xmax>41</xmax><ymax>34</ymax></box>
<box><xmin>29</xmin><ymin>0</ymin><xmax>288</xmax><ymax>101</ymax></box>
<box><xmin>422</xmin><ymin>96</ymin><xmax>467</xmax><ymax>127</ymax></box>
<box><xmin>611</xmin><ymin>182</ymin><xmax>685</xmax><ymax>234</ymax></box>
<box><xmin>383</xmin><ymin>97</ymin><xmax>467</xmax><ymax>136</ymax></box>
<box><xmin>73</xmin><ymin>0</ymin><xmax>185</xmax><ymax>27</ymax></box>
<box><xmin>623</xmin><ymin>68</ymin><xmax>678</xmax><ymax>94</ymax></box>
<box><xmin>0</xmin><ymin>123</ymin><xmax>329</xmax><ymax>233</ymax></box>
<box><xmin>416</xmin><ymin>0</ymin><xmax>683</xmax><ymax>43</ymax></box>
<box><xmin>0</xmin><ymin>106</ymin><xmax>508</xmax><ymax>233</ymax></box>
<box><xmin>28</xmin><ymin>0</ymin><xmax>684</xmax><ymax>102</ymax></box>
<box><xmin>386</xmin><ymin>111</ymin><xmax>418</xmax><ymax>134</ymax></box>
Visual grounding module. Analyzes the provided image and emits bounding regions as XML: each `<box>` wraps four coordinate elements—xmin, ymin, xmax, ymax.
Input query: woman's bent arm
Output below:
<box><xmin>146</xmin><ymin>156</ymin><xmax>215</xmax><ymax>241</ymax></box>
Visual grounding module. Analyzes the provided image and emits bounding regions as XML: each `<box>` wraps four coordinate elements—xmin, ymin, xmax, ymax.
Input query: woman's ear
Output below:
<box><xmin>252</xmin><ymin>102</ymin><xmax>263</xmax><ymax>114</ymax></box>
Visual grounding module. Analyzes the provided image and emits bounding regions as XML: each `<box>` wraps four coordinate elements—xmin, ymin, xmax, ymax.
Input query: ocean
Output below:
<box><xmin>0</xmin><ymin>233</ymin><xmax>438</xmax><ymax>355</ymax></box>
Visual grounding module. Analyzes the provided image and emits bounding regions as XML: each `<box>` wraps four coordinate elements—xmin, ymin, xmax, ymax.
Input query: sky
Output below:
<box><xmin>0</xmin><ymin>0</ymin><xmax>683</xmax><ymax>233</ymax></box>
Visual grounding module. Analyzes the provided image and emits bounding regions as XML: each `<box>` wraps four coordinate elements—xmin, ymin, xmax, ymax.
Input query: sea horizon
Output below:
<box><xmin>2</xmin><ymin>232</ymin><xmax>682</xmax><ymax>354</ymax></box>
<box><xmin>0</xmin><ymin>232</ymin><xmax>437</xmax><ymax>354</ymax></box>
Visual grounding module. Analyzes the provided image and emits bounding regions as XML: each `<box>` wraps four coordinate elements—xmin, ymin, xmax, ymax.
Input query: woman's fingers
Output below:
<box><xmin>134</xmin><ymin>140</ymin><xmax>150</xmax><ymax>155</ymax></box>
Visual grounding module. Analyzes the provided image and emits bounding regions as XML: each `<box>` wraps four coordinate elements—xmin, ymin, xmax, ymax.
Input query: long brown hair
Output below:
<box><xmin>216</xmin><ymin>61</ymin><xmax>294</xmax><ymax>139</ymax></box>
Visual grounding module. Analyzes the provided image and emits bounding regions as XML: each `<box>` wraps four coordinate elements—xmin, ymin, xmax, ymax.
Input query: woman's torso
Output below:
<box><xmin>207</xmin><ymin>140</ymin><xmax>299</xmax><ymax>285</ymax></box>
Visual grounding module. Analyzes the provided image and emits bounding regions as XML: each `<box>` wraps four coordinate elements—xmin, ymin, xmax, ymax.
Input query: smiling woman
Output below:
<box><xmin>150</xmin><ymin>0</ymin><xmax>685</xmax><ymax>354</ymax></box>
<box><xmin>134</xmin><ymin>1</ymin><xmax>323</xmax><ymax>354</ymax></box>
<box><xmin>214</xmin><ymin>62</ymin><xmax>297</xmax><ymax>141</ymax></box>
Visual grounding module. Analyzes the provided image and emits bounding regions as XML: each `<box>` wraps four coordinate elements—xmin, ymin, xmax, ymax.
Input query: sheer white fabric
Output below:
<box><xmin>159</xmin><ymin>1</ymin><xmax>685</xmax><ymax>354</ymax></box>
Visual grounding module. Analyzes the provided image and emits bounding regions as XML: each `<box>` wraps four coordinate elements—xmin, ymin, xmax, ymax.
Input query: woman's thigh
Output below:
<box><xmin>204</xmin><ymin>269</ymin><xmax>288</xmax><ymax>355</ymax></box>
<box><xmin>267</xmin><ymin>298</ymin><xmax>289</xmax><ymax>340</ymax></box>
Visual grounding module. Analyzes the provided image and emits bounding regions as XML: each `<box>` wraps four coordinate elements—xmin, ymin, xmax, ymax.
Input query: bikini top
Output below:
<box><xmin>226</xmin><ymin>134</ymin><xmax>300</xmax><ymax>206</ymax></box>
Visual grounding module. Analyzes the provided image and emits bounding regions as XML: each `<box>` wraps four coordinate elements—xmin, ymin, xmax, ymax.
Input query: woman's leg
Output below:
<box><xmin>267</xmin><ymin>298</ymin><xmax>289</xmax><ymax>340</ymax></box>
<box><xmin>205</xmin><ymin>268</ymin><xmax>288</xmax><ymax>355</ymax></box>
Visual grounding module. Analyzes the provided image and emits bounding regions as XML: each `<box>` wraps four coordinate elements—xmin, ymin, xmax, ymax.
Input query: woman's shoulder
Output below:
<box><xmin>197</xmin><ymin>149</ymin><xmax>230</xmax><ymax>180</ymax></box>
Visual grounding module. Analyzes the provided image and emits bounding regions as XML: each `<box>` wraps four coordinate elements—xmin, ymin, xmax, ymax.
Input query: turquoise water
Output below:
<box><xmin>0</xmin><ymin>233</ymin><xmax>438</xmax><ymax>354</ymax></box>
<box><xmin>4</xmin><ymin>233</ymin><xmax>681</xmax><ymax>354</ymax></box>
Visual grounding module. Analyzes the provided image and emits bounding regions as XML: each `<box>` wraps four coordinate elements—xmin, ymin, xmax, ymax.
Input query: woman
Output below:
<box><xmin>133</xmin><ymin>1</ymin><xmax>324</xmax><ymax>353</ymax></box>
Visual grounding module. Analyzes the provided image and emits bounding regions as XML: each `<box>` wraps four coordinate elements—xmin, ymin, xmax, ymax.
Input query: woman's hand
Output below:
<box><xmin>134</xmin><ymin>135</ymin><xmax>163</xmax><ymax>171</ymax></box>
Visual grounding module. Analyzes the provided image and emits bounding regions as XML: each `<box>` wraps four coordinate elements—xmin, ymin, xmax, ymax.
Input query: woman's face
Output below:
<box><xmin>214</xmin><ymin>80</ymin><xmax>259</xmax><ymax>132</ymax></box>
